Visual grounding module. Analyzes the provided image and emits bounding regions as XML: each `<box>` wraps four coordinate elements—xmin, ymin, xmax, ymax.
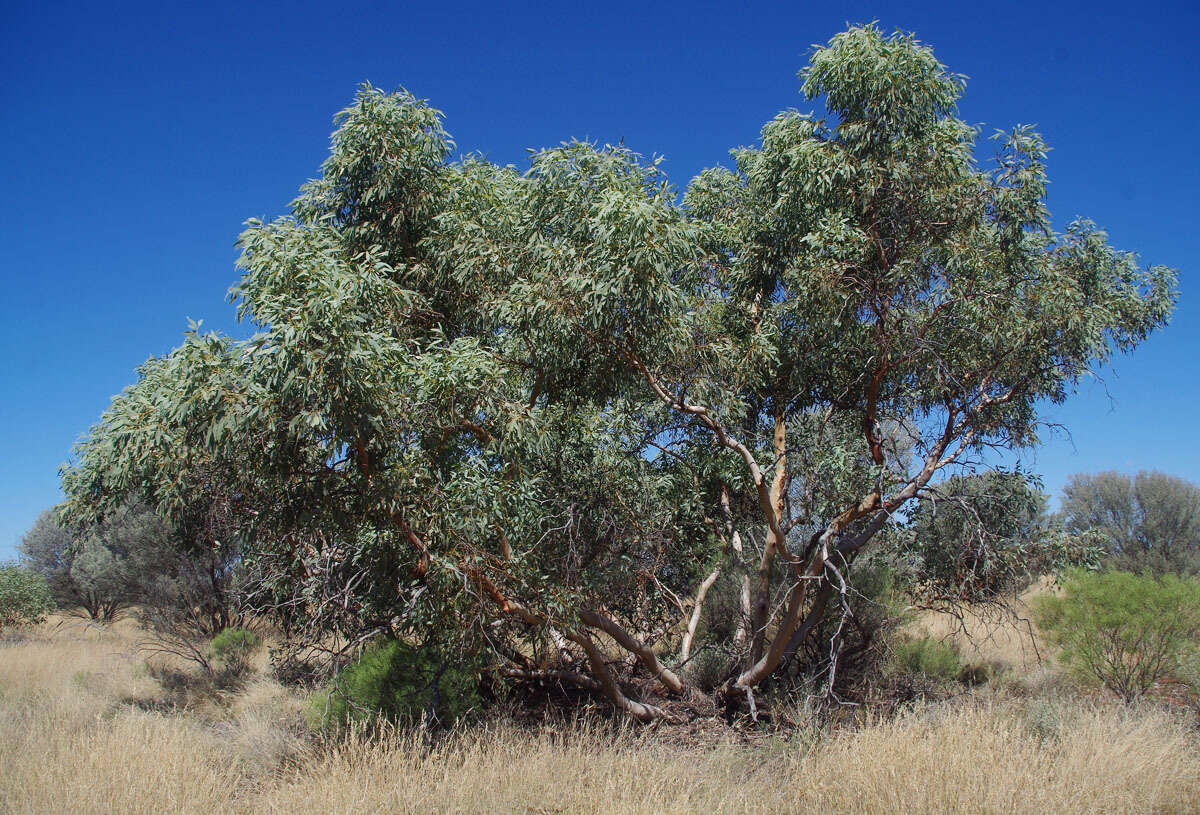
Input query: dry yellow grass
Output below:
<box><xmin>910</xmin><ymin>579</ymin><xmax>1054</xmax><ymax>672</ymax></box>
<box><xmin>2</xmin><ymin>610</ymin><xmax>1199</xmax><ymax>814</ymax></box>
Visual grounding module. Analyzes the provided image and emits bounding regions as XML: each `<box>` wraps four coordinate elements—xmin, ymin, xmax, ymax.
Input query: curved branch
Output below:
<box><xmin>568</xmin><ymin>630</ymin><xmax>670</xmax><ymax>722</ymax></box>
<box><xmin>680</xmin><ymin>567</ymin><xmax>720</xmax><ymax>662</ymax></box>
<box><xmin>580</xmin><ymin>608</ymin><xmax>684</xmax><ymax>693</ymax></box>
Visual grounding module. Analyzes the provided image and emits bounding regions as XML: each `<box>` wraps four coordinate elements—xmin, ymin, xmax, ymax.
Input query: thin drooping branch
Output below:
<box><xmin>622</xmin><ymin>350</ymin><xmax>792</xmax><ymax>566</ymax></box>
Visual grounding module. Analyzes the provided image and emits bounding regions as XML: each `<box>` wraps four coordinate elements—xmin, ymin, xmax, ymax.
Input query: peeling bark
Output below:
<box><xmin>547</xmin><ymin>626</ymin><xmax>576</xmax><ymax>667</ymax></box>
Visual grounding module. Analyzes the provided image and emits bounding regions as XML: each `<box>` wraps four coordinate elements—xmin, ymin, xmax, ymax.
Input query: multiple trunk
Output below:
<box><xmin>482</xmin><ymin>354</ymin><xmax>972</xmax><ymax>720</ymax></box>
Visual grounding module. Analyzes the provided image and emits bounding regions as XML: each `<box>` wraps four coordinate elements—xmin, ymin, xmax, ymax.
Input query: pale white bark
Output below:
<box><xmin>547</xmin><ymin>626</ymin><xmax>576</xmax><ymax>667</ymax></box>
<box><xmin>680</xmin><ymin>567</ymin><xmax>721</xmax><ymax>663</ymax></box>
<box><xmin>718</xmin><ymin>486</ymin><xmax>752</xmax><ymax>648</ymax></box>
<box><xmin>500</xmin><ymin>666</ymin><xmax>601</xmax><ymax>692</ymax></box>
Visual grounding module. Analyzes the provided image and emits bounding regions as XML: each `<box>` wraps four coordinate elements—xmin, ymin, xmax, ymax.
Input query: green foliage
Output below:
<box><xmin>210</xmin><ymin>627</ymin><xmax>261</xmax><ymax>660</ymax></box>
<box><xmin>1061</xmin><ymin>471</ymin><xmax>1200</xmax><ymax>575</ymax></box>
<box><xmin>898</xmin><ymin>471</ymin><xmax>1101</xmax><ymax>603</ymax></box>
<box><xmin>892</xmin><ymin>636</ymin><xmax>963</xmax><ymax>682</ymax></box>
<box><xmin>0</xmin><ymin>564</ymin><xmax>54</xmax><ymax>629</ymax></box>
<box><xmin>309</xmin><ymin>639</ymin><xmax>482</xmax><ymax>730</ymax></box>
<box><xmin>1033</xmin><ymin>569</ymin><xmax>1200</xmax><ymax>702</ymax></box>
<box><xmin>208</xmin><ymin>627</ymin><xmax>262</xmax><ymax>676</ymax></box>
<box><xmin>57</xmin><ymin>23</ymin><xmax>1177</xmax><ymax>705</ymax></box>
<box><xmin>1175</xmin><ymin>641</ymin><xmax>1200</xmax><ymax>692</ymax></box>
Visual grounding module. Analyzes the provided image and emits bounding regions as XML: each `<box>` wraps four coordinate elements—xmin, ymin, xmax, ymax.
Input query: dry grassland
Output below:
<box><xmin>2</xmin><ymin>610</ymin><xmax>1198</xmax><ymax>814</ymax></box>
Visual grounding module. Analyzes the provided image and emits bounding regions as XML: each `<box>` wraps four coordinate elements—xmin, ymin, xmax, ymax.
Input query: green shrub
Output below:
<box><xmin>210</xmin><ymin>627</ymin><xmax>262</xmax><ymax>675</ymax></box>
<box><xmin>0</xmin><ymin>564</ymin><xmax>54</xmax><ymax>629</ymax></box>
<box><xmin>893</xmin><ymin>636</ymin><xmax>963</xmax><ymax>682</ymax></box>
<box><xmin>1033</xmin><ymin>569</ymin><xmax>1200</xmax><ymax>702</ymax></box>
<box><xmin>210</xmin><ymin>627</ymin><xmax>261</xmax><ymax>660</ymax></box>
<box><xmin>308</xmin><ymin>639</ymin><xmax>482</xmax><ymax>730</ymax></box>
<box><xmin>681</xmin><ymin>647</ymin><xmax>732</xmax><ymax>692</ymax></box>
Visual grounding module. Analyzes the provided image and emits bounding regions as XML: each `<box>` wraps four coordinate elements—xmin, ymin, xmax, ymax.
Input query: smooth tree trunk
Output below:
<box><xmin>716</xmin><ymin>483</ymin><xmax>753</xmax><ymax>649</ymax></box>
<box><xmin>680</xmin><ymin>566</ymin><xmax>721</xmax><ymax>663</ymax></box>
<box><xmin>750</xmin><ymin>414</ymin><xmax>789</xmax><ymax>664</ymax></box>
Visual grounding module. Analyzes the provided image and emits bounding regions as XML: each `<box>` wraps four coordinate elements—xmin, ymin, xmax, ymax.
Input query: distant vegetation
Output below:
<box><xmin>19</xmin><ymin>503</ymin><xmax>176</xmax><ymax>623</ymax></box>
<box><xmin>1061</xmin><ymin>471</ymin><xmax>1200</xmax><ymax>575</ymax></box>
<box><xmin>894</xmin><ymin>470</ymin><xmax>1100</xmax><ymax>605</ymax></box>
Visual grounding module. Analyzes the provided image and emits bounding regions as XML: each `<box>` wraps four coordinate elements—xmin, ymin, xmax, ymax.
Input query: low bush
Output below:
<box><xmin>1033</xmin><ymin>569</ymin><xmax>1200</xmax><ymax>702</ymax></box>
<box><xmin>893</xmin><ymin>636</ymin><xmax>963</xmax><ymax>682</ymax></box>
<box><xmin>209</xmin><ymin>627</ymin><xmax>262</xmax><ymax>676</ymax></box>
<box><xmin>681</xmin><ymin>647</ymin><xmax>733</xmax><ymax>692</ymax></box>
<box><xmin>210</xmin><ymin>627</ymin><xmax>261</xmax><ymax>659</ymax></box>
<box><xmin>308</xmin><ymin>639</ymin><xmax>482</xmax><ymax>730</ymax></box>
<box><xmin>0</xmin><ymin>563</ymin><xmax>54</xmax><ymax>629</ymax></box>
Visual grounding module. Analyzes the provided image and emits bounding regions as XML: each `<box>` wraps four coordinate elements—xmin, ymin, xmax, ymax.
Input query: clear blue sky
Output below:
<box><xmin>1</xmin><ymin>0</ymin><xmax>1196</xmax><ymax>558</ymax></box>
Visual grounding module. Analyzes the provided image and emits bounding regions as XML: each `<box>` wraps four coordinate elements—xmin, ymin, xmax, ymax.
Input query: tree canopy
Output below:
<box><xmin>61</xmin><ymin>25</ymin><xmax>1176</xmax><ymax>719</ymax></box>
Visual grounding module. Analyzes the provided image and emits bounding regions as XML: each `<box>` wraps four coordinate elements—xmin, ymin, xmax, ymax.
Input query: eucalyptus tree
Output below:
<box><xmin>478</xmin><ymin>24</ymin><xmax>1174</xmax><ymax>699</ymax></box>
<box><xmin>62</xmin><ymin>25</ymin><xmax>1175</xmax><ymax>720</ymax></box>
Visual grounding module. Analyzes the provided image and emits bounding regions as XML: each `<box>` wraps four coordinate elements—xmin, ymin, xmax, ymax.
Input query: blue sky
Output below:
<box><xmin>1</xmin><ymin>0</ymin><xmax>1196</xmax><ymax>558</ymax></box>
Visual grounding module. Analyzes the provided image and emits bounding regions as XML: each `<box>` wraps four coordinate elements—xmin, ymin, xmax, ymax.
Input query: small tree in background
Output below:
<box><xmin>1061</xmin><ymin>471</ymin><xmax>1200</xmax><ymax>575</ymax></box>
<box><xmin>1034</xmin><ymin>569</ymin><xmax>1200</xmax><ymax>702</ymax></box>
<box><xmin>18</xmin><ymin>511</ymin><xmax>75</xmax><ymax>606</ymax></box>
<box><xmin>19</xmin><ymin>503</ymin><xmax>177</xmax><ymax>622</ymax></box>
<box><xmin>0</xmin><ymin>564</ymin><xmax>54</xmax><ymax>630</ymax></box>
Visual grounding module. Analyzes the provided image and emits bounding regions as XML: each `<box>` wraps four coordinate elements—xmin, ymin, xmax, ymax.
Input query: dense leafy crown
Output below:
<box><xmin>61</xmin><ymin>26</ymin><xmax>1175</xmax><ymax>710</ymax></box>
